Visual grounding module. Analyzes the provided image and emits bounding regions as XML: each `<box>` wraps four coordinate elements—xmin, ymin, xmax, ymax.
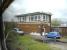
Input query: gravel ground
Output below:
<box><xmin>49</xmin><ymin>42</ymin><xmax>67</xmax><ymax>50</ymax></box>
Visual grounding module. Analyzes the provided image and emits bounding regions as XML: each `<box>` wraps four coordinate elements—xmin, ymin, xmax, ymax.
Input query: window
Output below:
<box><xmin>31</xmin><ymin>16</ymin><xmax>34</xmax><ymax>21</ymax></box>
<box><xmin>43</xmin><ymin>15</ymin><xmax>45</xmax><ymax>19</ymax></box>
<box><xmin>21</xmin><ymin>17</ymin><xmax>24</xmax><ymax>21</ymax></box>
<box><xmin>46</xmin><ymin>15</ymin><xmax>49</xmax><ymax>22</ymax></box>
<box><xmin>34</xmin><ymin>16</ymin><xmax>37</xmax><ymax>21</ymax></box>
<box><xmin>22</xmin><ymin>17</ymin><xmax>26</xmax><ymax>22</ymax></box>
<box><xmin>43</xmin><ymin>15</ymin><xmax>46</xmax><ymax>21</ymax></box>
<box><xmin>23</xmin><ymin>17</ymin><xmax>24</xmax><ymax>21</ymax></box>
<box><xmin>38</xmin><ymin>15</ymin><xmax>40</xmax><ymax>20</ymax></box>
<box><xmin>31</xmin><ymin>15</ymin><xmax>38</xmax><ymax>21</ymax></box>
<box><xmin>24</xmin><ymin>17</ymin><xmax>26</xmax><ymax>22</ymax></box>
<box><xmin>43</xmin><ymin>15</ymin><xmax>49</xmax><ymax>22</ymax></box>
<box><xmin>46</xmin><ymin>15</ymin><xmax>48</xmax><ymax>20</ymax></box>
<box><xmin>29</xmin><ymin>16</ymin><xmax>31</xmax><ymax>22</ymax></box>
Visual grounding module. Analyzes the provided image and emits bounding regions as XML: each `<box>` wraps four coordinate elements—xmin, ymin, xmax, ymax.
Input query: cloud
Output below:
<box><xmin>3</xmin><ymin>0</ymin><xmax>67</xmax><ymax>21</ymax></box>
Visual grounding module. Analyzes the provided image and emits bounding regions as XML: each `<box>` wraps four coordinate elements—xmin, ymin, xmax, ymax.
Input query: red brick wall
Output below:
<box><xmin>17</xmin><ymin>24</ymin><xmax>50</xmax><ymax>33</ymax></box>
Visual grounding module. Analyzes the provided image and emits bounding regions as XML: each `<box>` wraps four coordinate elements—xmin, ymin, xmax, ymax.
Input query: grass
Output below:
<box><xmin>18</xmin><ymin>35</ymin><xmax>52</xmax><ymax>50</ymax></box>
<box><xmin>18</xmin><ymin>35</ymin><xmax>61</xmax><ymax>50</ymax></box>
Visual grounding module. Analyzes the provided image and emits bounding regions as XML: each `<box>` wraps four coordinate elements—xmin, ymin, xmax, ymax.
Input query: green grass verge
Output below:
<box><xmin>18</xmin><ymin>35</ymin><xmax>52</xmax><ymax>50</ymax></box>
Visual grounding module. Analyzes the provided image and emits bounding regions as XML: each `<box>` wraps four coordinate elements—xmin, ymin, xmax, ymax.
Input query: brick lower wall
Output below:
<box><xmin>17</xmin><ymin>24</ymin><xmax>50</xmax><ymax>33</ymax></box>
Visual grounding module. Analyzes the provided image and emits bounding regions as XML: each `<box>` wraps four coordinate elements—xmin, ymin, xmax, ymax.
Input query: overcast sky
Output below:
<box><xmin>3</xmin><ymin>0</ymin><xmax>67</xmax><ymax>22</ymax></box>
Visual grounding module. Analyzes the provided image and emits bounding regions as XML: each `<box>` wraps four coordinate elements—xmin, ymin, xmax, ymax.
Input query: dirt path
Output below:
<box><xmin>31</xmin><ymin>35</ymin><xmax>67</xmax><ymax>50</ymax></box>
<box><xmin>48</xmin><ymin>42</ymin><xmax>67</xmax><ymax>50</ymax></box>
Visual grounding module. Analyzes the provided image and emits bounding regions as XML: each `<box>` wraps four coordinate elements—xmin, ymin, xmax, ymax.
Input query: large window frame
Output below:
<box><xmin>43</xmin><ymin>15</ymin><xmax>49</xmax><ymax>22</ymax></box>
<box><xmin>43</xmin><ymin>15</ymin><xmax>46</xmax><ymax>21</ymax></box>
<box><xmin>34</xmin><ymin>16</ymin><xmax>37</xmax><ymax>21</ymax></box>
<box><xmin>31</xmin><ymin>16</ymin><xmax>34</xmax><ymax>21</ymax></box>
<box><xmin>31</xmin><ymin>15</ymin><xmax>38</xmax><ymax>21</ymax></box>
<box><xmin>37</xmin><ymin>15</ymin><xmax>40</xmax><ymax>21</ymax></box>
<box><xmin>46</xmin><ymin>15</ymin><xmax>49</xmax><ymax>22</ymax></box>
<box><xmin>21</xmin><ymin>17</ymin><xmax>26</xmax><ymax>22</ymax></box>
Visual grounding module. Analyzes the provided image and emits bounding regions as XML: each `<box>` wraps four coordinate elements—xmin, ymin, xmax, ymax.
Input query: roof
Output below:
<box><xmin>16</xmin><ymin>12</ymin><xmax>52</xmax><ymax>17</ymax></box>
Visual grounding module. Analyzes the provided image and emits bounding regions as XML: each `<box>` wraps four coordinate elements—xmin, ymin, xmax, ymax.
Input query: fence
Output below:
<box><xmin>51</xmin><ymin>27</ymin><xmax>67</xmax><ymax>36</ymax></box>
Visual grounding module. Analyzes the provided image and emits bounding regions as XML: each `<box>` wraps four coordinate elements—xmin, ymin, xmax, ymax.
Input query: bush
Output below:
<box><xmin>4</xmin><ymin>22</ymin><xmax>20</xmax><ymax>50</ymax></box>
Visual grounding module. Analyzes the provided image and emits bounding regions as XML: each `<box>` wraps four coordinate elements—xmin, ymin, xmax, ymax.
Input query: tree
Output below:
<box><xmin>51</xmin><ymin>18</ymin><xmax>61</xmax><ymax>26</ymax></box>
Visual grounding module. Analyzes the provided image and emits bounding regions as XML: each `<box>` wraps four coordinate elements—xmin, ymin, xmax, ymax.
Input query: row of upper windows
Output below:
<box><xmin>19</xmin><ymin>15</ymin><xmax>50</xmax><ymax>22</ymax></box>
<box><xmin>31</xmin><ymin>15</ymin><xmax>50</xmax><ymax>21</ymax></box>
<box><xmin>31</xmin><ymin>15</ymin><xmax>40</xmax><ymax>21</ymax></box>
<box><xmin>43</xmin><ymin>15</ymin><xmax>49</xmax><ymax>21</ymax></box>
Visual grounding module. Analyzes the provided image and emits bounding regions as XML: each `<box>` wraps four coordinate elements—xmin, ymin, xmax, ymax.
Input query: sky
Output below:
<box><xmin>3</xmin><ymin>0</ymin><xmax>67</xmax><ymax>22</ymax></box>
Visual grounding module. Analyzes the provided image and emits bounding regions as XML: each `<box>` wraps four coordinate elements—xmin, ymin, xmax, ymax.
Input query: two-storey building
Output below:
<box><xmin>16</xmin><ymin>12</ymin><xmax>52</xmax><ymax>33</ymax></box>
